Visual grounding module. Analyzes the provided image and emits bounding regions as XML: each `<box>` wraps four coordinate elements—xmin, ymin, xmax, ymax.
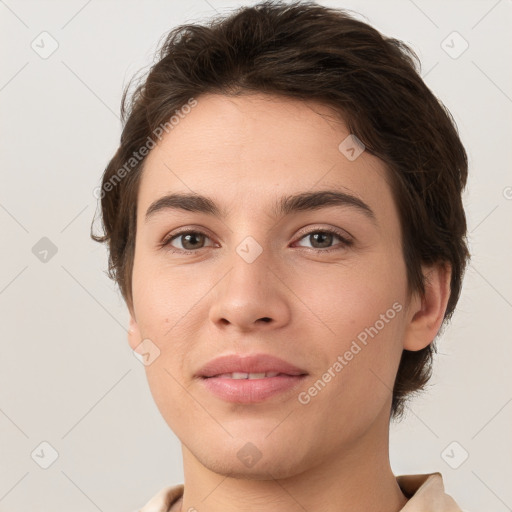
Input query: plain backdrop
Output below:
<box><xmin>0</xmin><ymin>0</ymin><xmax>511</xmax><ymax>511</ymax></box>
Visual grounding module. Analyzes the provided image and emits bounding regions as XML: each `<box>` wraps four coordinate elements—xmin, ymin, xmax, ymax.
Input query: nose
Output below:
<box><xmin>208</xmin><ymin>247</ymin><xmax>291</xmax><ymax>333</ymax></box>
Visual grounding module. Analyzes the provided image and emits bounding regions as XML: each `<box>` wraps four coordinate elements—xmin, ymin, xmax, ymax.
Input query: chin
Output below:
<box><xmin>200</xmin><ymin>452</ymin><xmax>307</xmax><ymax>481</ymax></box>
<box><xmin>189</xmin><ymin>434</ymin><xmax>312</xmax><ymax>481</ymax></box>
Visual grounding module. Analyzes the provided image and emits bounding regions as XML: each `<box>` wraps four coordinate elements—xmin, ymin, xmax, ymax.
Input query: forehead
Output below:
<box><xmin>137</xmin><ymin>93</ymin><xmax>395</xmax><ymax>223</ymax></box>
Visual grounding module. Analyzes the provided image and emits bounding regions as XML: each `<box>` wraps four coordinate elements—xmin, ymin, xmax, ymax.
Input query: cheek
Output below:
<box><xmin>133</xmin><ymin>265</ymin><xmax>204</xmax><ymax>431</ymax></box>
<box><xmin>292</xmin><ymin>250</ymin><xmax>408</xmax><ymax>402</ymax></box>
<box><xmin>292</xmin><ymin>248</ymin><xmax>408</xmax><ymax>339</ymax></box>
<box><xmin>144</xmin><ymin>364</ymin><xmax>215</xmax><ymax>440</ymax></box>
<box><xmin>132</xmin><ymin>253</ymin><xmax>203</xmax><ymax>334</ymax></box>
<box><xmin>300</xmin><ymin>277</ymin><xmax>406</xmax><ymax>381</ymax></box>
<box><xmin>131</xmin><ymin>260</ymin><xmax>198</xmax><ymax>391</ymax></box>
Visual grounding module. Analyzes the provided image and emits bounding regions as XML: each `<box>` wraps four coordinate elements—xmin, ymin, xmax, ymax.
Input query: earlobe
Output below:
<box><xmin>128</xmin><ymin>313</ymin><xmax>142</xmax><ymax>351</ymax></box>
<box><xmin>403</xmin><ymin>263</ymin><xmax>452</xmax><ymax>352</ymax></box>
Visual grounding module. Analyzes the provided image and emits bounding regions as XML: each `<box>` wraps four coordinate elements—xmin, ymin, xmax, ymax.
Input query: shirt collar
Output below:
<box><xmin>396</xmin><ymin>472</ymin><xmax>462</xmax><ymax>511</ymax></box>
<box><xmin>140</xmin><ymin>472</ymin><xmax>462</xmax><ymax>511</ymax></box>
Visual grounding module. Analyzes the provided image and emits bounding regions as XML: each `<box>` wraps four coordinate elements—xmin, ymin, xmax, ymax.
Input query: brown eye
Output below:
<box><xmin>307</xmin><ymin>232</ymin><xmax>334</xmax><ymax>249</ymax></box>
<box><xmin>295</xmin><ymin>229</ymin><xmax>352</xmax><ymax>251</ymax></box>
<box><xmin>165</xmin><ymin>231</ymin><xmax>213</xmax><ymax>252</ymax></box>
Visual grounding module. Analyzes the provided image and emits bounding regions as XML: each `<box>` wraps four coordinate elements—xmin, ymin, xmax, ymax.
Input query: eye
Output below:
<box><xmin>294</xmin><ymin>228</ymin><xmax>353</xmax><ymax>252</ymax></box>
<box><xmin>160</xmin><ymin>227</ymin><xmax>353</xmax><ymax>254</ymax></box>
<box><xmin>162</xmin><ymin>230</ymin><xmax>215</xmax><ymax>253</ymax></box>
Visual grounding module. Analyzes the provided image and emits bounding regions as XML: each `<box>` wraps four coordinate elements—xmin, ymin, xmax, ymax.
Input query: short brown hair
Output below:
<box><xmin>91</xmin><ymin>0</ymin><xmax>470</xmax><ymax>420</ymax></box>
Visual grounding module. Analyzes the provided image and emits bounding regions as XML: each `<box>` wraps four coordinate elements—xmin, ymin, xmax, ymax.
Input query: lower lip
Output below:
<box><xmin>200</xmin><ymin>375</ymin><xmax>307</xmax><ymax>403</ymax></box>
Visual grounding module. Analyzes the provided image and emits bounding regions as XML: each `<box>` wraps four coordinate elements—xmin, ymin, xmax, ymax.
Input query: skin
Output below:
<box><xmin>127</xmin><ymin>93</ymin><xmax>451</xmax><ymax>512</ymax></box>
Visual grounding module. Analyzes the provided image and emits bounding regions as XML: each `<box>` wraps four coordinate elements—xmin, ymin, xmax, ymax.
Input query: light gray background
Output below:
<box><xmin>0</xmin><ymin>0</ymin><xmax>511</xmax><ymax>510</ymax></box>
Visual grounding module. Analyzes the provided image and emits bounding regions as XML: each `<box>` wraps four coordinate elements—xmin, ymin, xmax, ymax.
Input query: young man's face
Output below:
<box><xmin>128</xmin><ymin>93</ymin><xmax>419</xmax><ymax>478</ymax></box>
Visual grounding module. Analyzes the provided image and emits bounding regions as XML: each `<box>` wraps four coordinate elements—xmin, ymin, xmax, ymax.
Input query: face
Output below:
<box><xmin>128</xmin><ymin>93</ymin><xmax>415</xmax><ymax>478</ymax></box>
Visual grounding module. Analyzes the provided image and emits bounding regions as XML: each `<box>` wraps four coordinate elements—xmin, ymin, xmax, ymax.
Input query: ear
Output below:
<box><xmin>403</xmin><ymin>262</ymin><xmax>452</xmax><ymax>351</ymax></box>
<box><xmin>128</xmin><ymin>308</ymin><xmax>143</xmax><ymax>351</ymax></box>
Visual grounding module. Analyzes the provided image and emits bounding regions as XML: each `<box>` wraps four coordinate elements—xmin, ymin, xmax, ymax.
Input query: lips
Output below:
<box><xmin>196</xmin><ymin>353</ymin><xmax>308</xmax><ymax>403</ymax></box>
<box><xmin>214</xmin><ymin>371</ymin><xmax>282</xmax><ymax>379</ymax></box>
<box><xmin>196</xmin><ymin>353</ymin><xmax>307</xmax><ymax>378</ymax></box>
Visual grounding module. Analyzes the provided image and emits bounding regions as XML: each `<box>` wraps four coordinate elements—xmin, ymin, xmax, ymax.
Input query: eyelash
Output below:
<box><xmin>159</xmin><ymin>227</ymin><xmax>353</xmax><ymax>254</ymax></box>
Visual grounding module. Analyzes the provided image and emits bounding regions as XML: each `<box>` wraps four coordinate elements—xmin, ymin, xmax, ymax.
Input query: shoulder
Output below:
<box><xmin>137</xmin><ymin>484</ymin><xmax>184</xmax><ymax>512</ymax></box>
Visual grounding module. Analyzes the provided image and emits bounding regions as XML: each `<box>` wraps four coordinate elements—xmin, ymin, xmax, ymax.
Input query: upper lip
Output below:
<box><xmin>196</xmin><ymin>353</ymin><xmax>308</xmax><ymax>378</ymax></box>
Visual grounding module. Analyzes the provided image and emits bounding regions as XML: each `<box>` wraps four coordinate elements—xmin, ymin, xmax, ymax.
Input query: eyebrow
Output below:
<box><xmin>145</xmin><ymin>190</ymin><xmax>376</xmax><ymax>224</ymax></box>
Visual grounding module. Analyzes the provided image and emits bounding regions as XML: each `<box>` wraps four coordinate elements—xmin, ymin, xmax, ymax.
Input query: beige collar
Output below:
<box><xmin>139</xmin><ymin>472</ymin><xmax>462</xmax><ymax>511</ymax></box>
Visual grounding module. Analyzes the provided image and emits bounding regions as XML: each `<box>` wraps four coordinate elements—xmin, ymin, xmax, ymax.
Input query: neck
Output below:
<box><xmin>175</xmin><ymin>410</ymin><xmax>408</xmax><ymax>512</ymax></box>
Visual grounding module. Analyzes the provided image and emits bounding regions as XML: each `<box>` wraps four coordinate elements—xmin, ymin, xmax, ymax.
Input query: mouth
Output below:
<box><xmin>205</xmin><ymin>371</ymin><xmax>295</xmax><ymax>379</ymax></box>
<box><xmin>200</xmin><ymin>373</ymin><xmax>307</xmax><ymax>403</ymax></box>
<box><xmin>196</xmin><ymin>353</ymin><xmax>308</xmax><ymax>403</ymax></box>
